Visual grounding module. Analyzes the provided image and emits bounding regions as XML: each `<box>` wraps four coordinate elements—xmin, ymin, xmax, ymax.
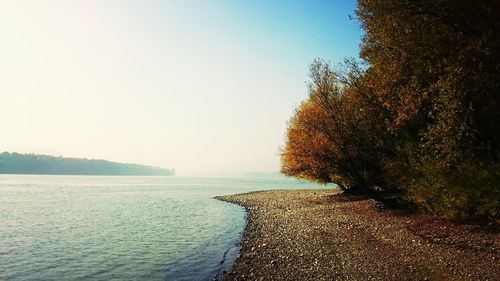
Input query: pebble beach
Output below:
<box><xmin>216</xmin><ymin>189</ymin><xmax>499</xmax><ymax>281</ymax></box>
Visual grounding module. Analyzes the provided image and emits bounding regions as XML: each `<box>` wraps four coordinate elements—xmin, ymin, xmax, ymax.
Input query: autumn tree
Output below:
<box><xmin>356</xmin><ymin>0</ymin><xmax>500</xmax><ymax>218</ymax></box>
<box><xmin>282</xmin><ymin>60</ymin><xmax>396</xmax><ymax>199</ymax></box>
<box><xmin>283</xmin><ymin>0</ymin><xmax>499</xmax><ymax>219</ymax></box>
<box><xmin>281</xmin><ymin>99</ymin><xmax>342</xmax><ymax>185</ymax></box>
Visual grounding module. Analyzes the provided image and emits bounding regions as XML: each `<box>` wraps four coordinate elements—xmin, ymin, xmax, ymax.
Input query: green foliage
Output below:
<box><xmin>407</xmin><ymin>156</ymin><xmax>500</xmax><ymax>219</ymax></box>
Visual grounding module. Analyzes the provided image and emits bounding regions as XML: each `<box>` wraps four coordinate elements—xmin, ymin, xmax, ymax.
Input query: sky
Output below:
<box><xmin>0</xmin><ymin>0</ymin><xmax>362</xmax><ymax>176</ymax></box>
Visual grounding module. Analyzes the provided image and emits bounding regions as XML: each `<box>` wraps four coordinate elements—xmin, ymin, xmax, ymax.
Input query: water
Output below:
<box><xmin>0</xmin><ymin>175</ymin><xmax>328</xmax><ymax>280</ymax></box>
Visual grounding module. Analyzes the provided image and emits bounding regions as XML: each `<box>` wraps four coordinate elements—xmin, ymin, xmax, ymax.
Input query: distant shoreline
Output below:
<box><xmin>216</xmin><ymin>190</ymin><xmax>499</xmax><ymax>280</ymax></box>
<box><xmin>0</xmin><ymin>152</ymin><xmax>174</xmax><ymax>176</ymax></box>
<box><xmin>0</xmin><ymin>173</ymin><xmax>174</xmax><ymax>176</ymax></box>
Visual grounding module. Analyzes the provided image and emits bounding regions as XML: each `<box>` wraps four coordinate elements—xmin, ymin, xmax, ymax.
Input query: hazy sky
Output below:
<box><xmin>0</xmin><ymin>0</ymin><xmax>362</xmax><ymax>176</ymax></box>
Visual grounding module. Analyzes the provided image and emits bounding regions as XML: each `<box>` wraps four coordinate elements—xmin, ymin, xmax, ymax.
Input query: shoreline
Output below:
<box><xmin>215</xmin><ymin>189</ymin><xmax>499</xmax><ymax>280</ymax></box>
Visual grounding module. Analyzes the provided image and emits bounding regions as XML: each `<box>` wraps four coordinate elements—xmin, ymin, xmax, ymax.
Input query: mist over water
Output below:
<box><xmin>0</xmin><ymin>175</ymin><xmax>328</xmax><ymax>280</ymax></box>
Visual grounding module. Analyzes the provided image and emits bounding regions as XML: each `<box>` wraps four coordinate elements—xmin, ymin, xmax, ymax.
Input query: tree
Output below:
<box><xmin>356</xmin><ymin>0</ymin><xmax>500</xmax><ymax>218</ymax></box>
<box><xmin>282</xmin><ymin>60</ymin><xmax>395</xmax><ymax>198</ymax></box>
<box><xmin>283</xmin><ymin>0</ymin><xmax>500</xmax><ymax>218</ymax></box>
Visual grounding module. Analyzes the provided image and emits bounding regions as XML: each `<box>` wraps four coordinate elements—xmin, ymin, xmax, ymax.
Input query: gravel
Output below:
<box><xmin>215</xmin><ymin>189</ymin><xmax>499</xmax><ymax>281</ymax></box>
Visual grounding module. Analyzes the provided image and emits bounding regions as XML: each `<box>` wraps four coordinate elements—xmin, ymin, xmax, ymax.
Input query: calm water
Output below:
<box><xmin>0</xmin><ymin>175</ymin><xmax>327</xmax><ymax>280</ymax></box>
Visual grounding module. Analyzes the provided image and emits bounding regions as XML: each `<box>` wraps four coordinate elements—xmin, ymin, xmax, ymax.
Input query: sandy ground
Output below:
<box><xmin>215</xmin><ymin>189</ymin><xmax>499</xmax><ymax>281</ymax></box>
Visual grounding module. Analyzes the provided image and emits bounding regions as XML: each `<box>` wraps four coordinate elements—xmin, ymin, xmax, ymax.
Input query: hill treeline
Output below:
<box><xmin>282</xmin><ymin>0</ymin><xmax>499</xmax><ymax>219</ymax></box>
<box><xmin>0</xmin><ymin>152</ymin><xmax>174</xmax><ymax>176</ymax></box>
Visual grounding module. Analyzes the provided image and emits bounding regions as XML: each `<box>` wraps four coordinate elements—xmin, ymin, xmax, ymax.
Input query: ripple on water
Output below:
<box><xmin>0</xmin><ymin>176</ymin><xmax>327</xmax><ymax>280</ymax></box>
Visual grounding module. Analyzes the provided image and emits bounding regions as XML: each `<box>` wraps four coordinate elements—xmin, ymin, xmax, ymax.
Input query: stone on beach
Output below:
<box><xmin>216</xmin><ymin>190</ymin><xmax>500</xmax><ymax>281</ymax></box>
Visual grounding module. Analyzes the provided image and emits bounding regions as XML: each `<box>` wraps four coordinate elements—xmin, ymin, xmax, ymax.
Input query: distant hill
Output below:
<box><xmin>0</xmin><ymin>152</ymin><xmax>174</xmax><ymax>176</ymax></box>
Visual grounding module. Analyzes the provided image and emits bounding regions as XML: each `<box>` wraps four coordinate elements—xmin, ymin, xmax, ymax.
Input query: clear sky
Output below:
<box><xmin>0</xmin><ymin>0</ymin><xmax>362</xmax><ymax>176</ymax></box>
